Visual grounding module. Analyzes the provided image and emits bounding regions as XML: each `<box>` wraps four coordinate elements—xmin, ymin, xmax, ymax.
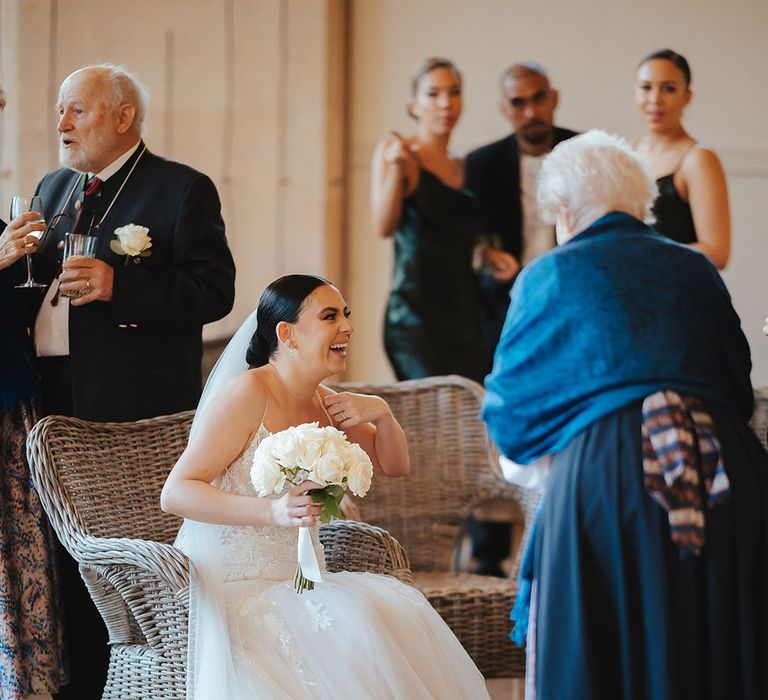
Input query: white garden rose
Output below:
<box><xmin>312</xmin><ymin>453</ymin><xmax>347</xmax><ymax>486</ymax></box>
<box><xmin>296</xmin><ymin>439</ymin><xmax>323</xmax><ymax>471</ymax></box>
<box><xmin>346</xmin><ymin>443</ymin><xmax>373</xmax><ymax>497</ymax></box>
<box><xmin>114</xmin><ymin>224</ymin><xmax>152</xmax><ymax>256</ymax></box>
<box><xmin>250</xmin><ymin>454</ymin><xmax>283</xmax><ymax>497</ymax></box>
<box><xmin>270</xmin><ymin>428</ymin><xmax>301</xmax><ymax>467</ymax></box>
<box><xmin>321</xmin><ymin>428</ymin><xmax>350</xmax><ymax>457</ymax></box>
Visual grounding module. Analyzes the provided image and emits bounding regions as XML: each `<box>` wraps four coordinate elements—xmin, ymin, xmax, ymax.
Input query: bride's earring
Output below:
<box><xmin>289</xmin><ymin>345</ymin><xmax>297</xmax><ymax>359</ymax></box>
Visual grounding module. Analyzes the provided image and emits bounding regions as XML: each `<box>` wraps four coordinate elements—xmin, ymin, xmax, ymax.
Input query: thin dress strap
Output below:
<box><xmin>316</xmin><ymin>389</ymin><xmax>335</xmax><ymax>427</ymax></box>
<box><xmin>673</xmin><ymin>142</ymin><xmax>698</xmax><ymax>173</ymax></box>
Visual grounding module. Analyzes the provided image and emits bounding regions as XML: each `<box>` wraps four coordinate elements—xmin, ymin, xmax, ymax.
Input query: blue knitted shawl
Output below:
<box><xmin>482</xmin><ymin>211</ymin><xmax>753</xmax><ymax>464</ymax></box>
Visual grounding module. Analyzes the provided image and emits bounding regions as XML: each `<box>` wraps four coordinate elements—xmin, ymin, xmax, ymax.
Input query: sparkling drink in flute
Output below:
<box><xmin>11</xmin><ymin>195</ymin><xmax>46</xmax><ymax>288</ymax></box>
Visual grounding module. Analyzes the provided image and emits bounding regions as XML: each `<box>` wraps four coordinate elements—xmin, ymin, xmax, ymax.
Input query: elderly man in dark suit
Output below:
<box><xmin>465</xmin><ymin>63</ymin><xmax>576</xmax><ymax>579</ymax></box>
<box><xmin>31</xmin><ymin>63</ymin><xmax>235</xmax><ymax>698</ymax></box>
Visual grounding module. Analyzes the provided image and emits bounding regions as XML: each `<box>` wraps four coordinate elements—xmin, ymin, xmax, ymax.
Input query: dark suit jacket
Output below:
<box><xmin>33</xmin><ymin>144</ymin><xmax>235</xmax><ymax>422</ymax></box>
<box><xmin>465</xmin><ymin>126</ymin><xmax>579</xmax><ymax>262</ymax></box>
<box><xmin>465</xmin><ymin>127</ymin><xmax>578</xmax><ymax>374</ymax></box>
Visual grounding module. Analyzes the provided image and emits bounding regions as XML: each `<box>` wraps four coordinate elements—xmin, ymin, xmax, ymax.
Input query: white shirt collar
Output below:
<box><xmin>92</xmin><ymin>140</ymin><xmax>142</xmax><ymax>182</ymax></box>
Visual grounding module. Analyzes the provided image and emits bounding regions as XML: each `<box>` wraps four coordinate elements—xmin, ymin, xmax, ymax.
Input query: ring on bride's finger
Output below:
<box><xmin>85</xmin><ymin>279</ymin><xmax>90</xmax><ymax>292</ymax></box>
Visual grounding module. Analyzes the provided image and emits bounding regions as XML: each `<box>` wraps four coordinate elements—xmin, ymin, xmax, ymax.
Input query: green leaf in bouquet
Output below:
<box><xmin>326</xmin><ymin>484</ymin><xmax>345</xmax><ymax>502</ymax></box>
<box><xmin>311</xmin><ymin>490</ymin><xmax>326</xmax><ymax>504</ymax></box>
<box><xmin>323</xmin><ymin>494</ymin><xmax>343</xmax><ymax>520</ymax></box>
<box><xmin>319</xmin><ymin>509</ymin><xmax>333</xmax><ymax>524</ymax></box>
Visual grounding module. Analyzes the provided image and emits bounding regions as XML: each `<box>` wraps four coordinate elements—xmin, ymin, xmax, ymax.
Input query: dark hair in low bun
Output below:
<box><xmin>639</xmin><ymin>48</ymin><xmax>692</xmax><ymax>88</ymax></box>
<box><xmin>246</xmin><ymin>274</ymin><xmax>330</xmax><ymax>367</ymax></box>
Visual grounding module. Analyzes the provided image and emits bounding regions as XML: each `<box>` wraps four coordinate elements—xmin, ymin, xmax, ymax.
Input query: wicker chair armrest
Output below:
<box><xmin>65</xmin><ymin>535</ymin><xmax>191</xmax><ymax>649</ymax></box>
<box><xmin>68</xmin><ymin>534</ymin><xmax>191</xmax><ymax>591</ymax></box>
<box><xmin>319</xmin><ymin>520</ymin><xmax>412</xmax><ymax>585</ymax></box>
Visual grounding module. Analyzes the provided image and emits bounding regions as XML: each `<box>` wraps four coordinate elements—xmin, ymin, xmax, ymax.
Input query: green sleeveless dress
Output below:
<box><xmin>384</xmin><ymin>168</ymin><xmax>484</xmax><ymax>383</ymax></box>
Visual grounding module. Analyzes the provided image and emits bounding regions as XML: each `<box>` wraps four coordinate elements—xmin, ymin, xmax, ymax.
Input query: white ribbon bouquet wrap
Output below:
<box><xmin>251</xmin><ymin>421</ymin><xmax>373</xmax><ymax>593</ymax></box>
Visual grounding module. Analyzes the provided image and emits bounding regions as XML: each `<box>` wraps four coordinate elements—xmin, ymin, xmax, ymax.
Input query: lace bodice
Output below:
<box><xmin>175</xmin><ymin>423</ymin><xmax>326</xmax><ymax>582</ymax></box>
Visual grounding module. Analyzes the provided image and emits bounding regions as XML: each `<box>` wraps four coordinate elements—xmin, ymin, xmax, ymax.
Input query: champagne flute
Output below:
<box><xmin>12</xmin><ymin>195</ymin><xmax>46</xmax><ymax>288</ymax></box>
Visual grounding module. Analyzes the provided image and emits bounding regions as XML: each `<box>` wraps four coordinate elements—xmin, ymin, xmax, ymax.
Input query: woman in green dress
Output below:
<box><xmin>371</xmin><ymin>58</ymin><xmax>505</xmax><ymax>383</ymax></box>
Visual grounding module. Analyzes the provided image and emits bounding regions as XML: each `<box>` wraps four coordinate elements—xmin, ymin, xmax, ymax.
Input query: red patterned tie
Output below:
<box><xmin>73</xmin><ymin>175</ymin><xmax>102</xmax><ymax>234</ymax></box>
<box><xmin>84</xmin><ymin>175</ymin><xmax>102</xmax><ymax>196</ymax></box>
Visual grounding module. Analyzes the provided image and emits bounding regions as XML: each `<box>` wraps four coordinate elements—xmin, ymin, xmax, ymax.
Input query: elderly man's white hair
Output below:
<box><xmin>537</xmin><ymin>129</ymin><xmax>657</xmax><ymax>235</ymax></box>
<box><xmin>73</xmin><ymin>63</ymin><xmax>150</xmax><ymax>135</ymax></box>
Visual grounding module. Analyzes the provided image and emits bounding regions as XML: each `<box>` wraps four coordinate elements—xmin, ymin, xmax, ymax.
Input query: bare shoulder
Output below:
<box><xmin>684</xmin><ymin>145</ymin><xmax>725</xmax><ymax>177</ymax></box>
<box><xmin>203</xmin><ymin>368</ymin><xmax>269</xmax><ymax>426</ymax></box>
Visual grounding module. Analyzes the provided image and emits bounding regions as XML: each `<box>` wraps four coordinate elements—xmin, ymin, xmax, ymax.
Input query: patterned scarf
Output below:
<box><xmin>642</xmin><ymin>390</ymin><xmax>730</xmax><ymax>555</ymax></box>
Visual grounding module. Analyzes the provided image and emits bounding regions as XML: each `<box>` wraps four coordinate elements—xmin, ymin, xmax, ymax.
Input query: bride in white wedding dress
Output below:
<box><xmin>161</xmin><ymin>274</ymin><xmax>490</xmax><ymax>699</ymax></box>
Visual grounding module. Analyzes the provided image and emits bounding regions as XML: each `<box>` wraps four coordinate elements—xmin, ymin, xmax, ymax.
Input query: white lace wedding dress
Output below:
<box><xmin>176</xmin><ymin>423</ymin><xmax>490</xmax><ymax>699</ymax></box>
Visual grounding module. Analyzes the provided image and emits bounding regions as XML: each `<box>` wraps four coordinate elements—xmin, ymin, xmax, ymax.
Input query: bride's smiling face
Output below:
<box><xmin>289</xmin><ymin>284</ymin><xmax>353</xmax><ymax>375</ymax></box>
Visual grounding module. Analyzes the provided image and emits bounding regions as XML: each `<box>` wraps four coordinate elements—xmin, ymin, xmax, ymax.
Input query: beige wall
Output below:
<box><xmin>2</xmin><ymin>0</ymin><xmax>766</xmax><ymax>384</ymax></box>
<box><xmin>347</xmin><ymin>0</ymin><xmax>768</xmax><ymax>386</ymax></box>
<box><xmin>0</xmin><ymin>0</ymin><xmax>346</xmax><ymax>340</ymax></box>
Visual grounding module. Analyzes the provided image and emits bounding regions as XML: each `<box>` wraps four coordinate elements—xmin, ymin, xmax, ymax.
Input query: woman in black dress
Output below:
<box><xmin>371</xmin><ymin>58</ymin><xmax>509</xmax><ymax>383</ymax></box>
<box><xmin>634</xmin><ymin>49</ymin><xmax>730</xmax><ymax>268</ymax></box>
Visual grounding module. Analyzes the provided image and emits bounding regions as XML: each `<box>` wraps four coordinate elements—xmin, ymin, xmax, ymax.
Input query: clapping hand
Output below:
<box><xmin>0</xmin><ymin>212</ymin><xmax>44</xmax><ymax>271</ymax></box>
<box><xmin>323</xmin><ymin>392</ymin><xmax>390</xmax><ymax>430</ymax></box>
<box><xmin>382</xmin><ymin>130</ymin><xmax>420</xmax><ymax>167</ymax></box>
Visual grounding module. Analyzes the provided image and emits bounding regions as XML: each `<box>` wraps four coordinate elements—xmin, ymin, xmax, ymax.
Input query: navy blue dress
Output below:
<box><xmin>533</xmin><ymin>401</ymin><xmax>768</xmax><ymax>699</ymax></box>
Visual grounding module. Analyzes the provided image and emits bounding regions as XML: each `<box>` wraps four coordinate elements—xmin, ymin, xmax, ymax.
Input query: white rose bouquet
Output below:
<box><xmin>110</xmin><ymin>224</ymin><xmax>152</xmax><ymax>265</ymax></box>
<box><xmin>251</xmin><ymin>422</ymin><xmax>374</xmax><ymax>592</ymax></box>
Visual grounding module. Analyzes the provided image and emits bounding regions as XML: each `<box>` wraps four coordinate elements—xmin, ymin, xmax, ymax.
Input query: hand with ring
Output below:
<box><xmin>59</xmin><ymin>257</ymin><xmax>114</xmax><ymax>306</ymax></box>
<box><xmin>322</xmin><ymin>391</ymin><xmax>391</xmax><ymax>429</ymax></box>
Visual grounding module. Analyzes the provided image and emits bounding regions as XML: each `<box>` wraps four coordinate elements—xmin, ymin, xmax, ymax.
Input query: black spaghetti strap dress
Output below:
<box><xmin>384</xmin><ymin>168</ymin><xmax>484</xmax><ymax>383</ymax></box>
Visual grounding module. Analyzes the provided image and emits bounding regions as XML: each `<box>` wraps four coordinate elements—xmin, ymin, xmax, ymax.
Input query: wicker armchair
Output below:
<box><xmin>334</xmin><ymin>375</ymin><xmax>541</xmax><ymax>679</ymax></box>
<box><xmin>26</xmin><ymin>411</ymin><xmax>410</xmax><ymax>700</ymax></box>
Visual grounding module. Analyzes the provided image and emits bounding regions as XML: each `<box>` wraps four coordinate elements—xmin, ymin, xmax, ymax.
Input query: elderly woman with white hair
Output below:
<box><xmin>483</xmin><ymin>130</ymin><xmax>768</xmax><ymax>699</ymax></box>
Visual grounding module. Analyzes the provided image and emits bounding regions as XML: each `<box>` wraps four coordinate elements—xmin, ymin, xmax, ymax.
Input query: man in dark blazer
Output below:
<box><xmin>466</xmin><ymin>62</ymin><xmax>577</xmax><ymax>376</ymax></box>
<box><xmin>31</xmin><ymin>64</ymin><xmax>235</xmax><ymax>698</ymax></box>
<box><xmin>465</xmin><ymin>63</ymin><xmax>576</xmax><ymax>578</ymax></box>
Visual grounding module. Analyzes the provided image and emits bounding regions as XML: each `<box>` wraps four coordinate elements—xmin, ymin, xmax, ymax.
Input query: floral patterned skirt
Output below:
<box><xmin>0</xmin><ymin>402</ymin><xmax>67</xmax><ymax>698</ymax></box>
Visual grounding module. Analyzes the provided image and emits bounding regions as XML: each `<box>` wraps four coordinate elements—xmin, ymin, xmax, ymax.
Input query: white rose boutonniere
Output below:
<box><xmin>110</xmin><ymin>224</ymin><xmax>152</xmax><ymax>265</ymax></box>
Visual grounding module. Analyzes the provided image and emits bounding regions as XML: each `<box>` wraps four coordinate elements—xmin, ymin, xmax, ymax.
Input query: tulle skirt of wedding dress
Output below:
<box><xmin>220</xmin><ymin>570</ymin><xmax>490</xmax><ymax>699</ymax></box>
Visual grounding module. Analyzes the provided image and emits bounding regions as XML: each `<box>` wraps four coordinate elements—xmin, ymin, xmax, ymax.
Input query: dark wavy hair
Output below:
<box><xmin>639</xmin><ymin>49</ymin><xmax>692</xmax><ymax>88</ymax></box>
<box><xmin>246</xmin><ymin>274</ymin><xmax>330</xmax><ymax>367</ymax></box>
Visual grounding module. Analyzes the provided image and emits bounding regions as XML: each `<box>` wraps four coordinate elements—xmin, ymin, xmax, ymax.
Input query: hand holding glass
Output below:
<box><xmin>60</xmin><ymin>233</ymin><xmax>97</xmax><ymax>298</ymax></box>
<box><xmin>11</xmin><ymin>195</ymin><xmax>46</xmax><ymax>288</ymax></box>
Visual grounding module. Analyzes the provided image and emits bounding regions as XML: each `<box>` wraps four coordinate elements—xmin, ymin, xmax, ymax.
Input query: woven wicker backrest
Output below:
<box><xmin>333</xmin><ymin>375</ymin><xmax>516</xmax><ymax>571</ymax></box>
<box><xmin>29</xmin><ymin>411</ymin><xmax>193</xmax><ymax>545</ymax></box>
